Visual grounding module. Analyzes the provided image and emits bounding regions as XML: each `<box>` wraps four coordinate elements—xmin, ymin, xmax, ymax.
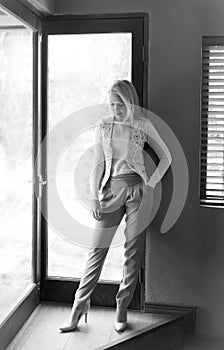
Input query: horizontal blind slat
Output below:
<box><xmin>201</xmin><ymin>146</ymin><xmax>224</xmax><ymax>150</ymax></box>
<box><xmin>202</xmin><ymin>86</ymin><xmax>224</xmax><ymax>90</ymax></box>
<box><xmin>201</xmin><ymin>160</ymin><xmax>224</xmax><ymax>165</ymax></box>
<box><xmin>203</xmin><ymin>60</ymin><xmax>224</xmax><ymax>64</ymax></box>
<box><xmin>200</xmin><ymin>170</ymin><xmax>224</xmax><ymax>174</ymax></box>
<box><xmin>200</xmin><ymin>175</ymin><xmax>224</xmax><ymax>179</ymax></box>
<box><xmin>203</xmin><ymin>52</ymin><xmax>224</xmax><ymax>58</ymax></box>
<box><xmin>200</xmin><ymin>200</ymin><xmax>224</xmax><ymax>206</ymax></box>
<box><xmin>202</xmin><ymin>117</ymin><xmax>224</xmax><ymax>121</ymax></box>
<box><xmin>201</xmin><ymin>155</ymin><xmax>224</xmax><ymax>159</ymax></box>
<box><xmin>203</xmin><ymin>44</ymin><xmax>224</xmax><ymax>49</ymax></box>
<box><xmin>201</xmin><ymin>134</ymin><xmax>224</xmax><ymax>137</ymax></box>
<box><xmin>201</xmin><ymin>122</ymin><xmax>224</xmax><ymax>125</ymax></box>
<box><xmin>202</xmin><ymin>92</ymin><xmax>224</xmax><ymax>97</ymax></box>
<box><xmin>203</xmin><ymin>78</ymin><xmax>224</xmax><ymax>81</ymax></box>
<box><xmin>201</xmin><ymin>163</ymin><xmax>224</xmax><ymax>168</ymax></box>
<box><xmin>201</xmin><ymin>189</ymin><xmax>224</xmax><ymax>193</ymax></box>
<box><xmin>202</xmin><ymin>98</ymin><xmax>224</xmax><ymax>102</ymax></box>
<box><xmin>202</xmin><ymin>125</ymin><xmax>224</xmax><ymax>129</ymax></box>
<box><xmin>202</xmin><ymin>112</ymin><xmax>224</xmax><ymax>116</ymax></box>
<box><xmin>201</xmin><ymin>153</ymin><xmax>224</xmax><ymax>156</ymax></box>
<box><xmin>202</xmin><ymin>72</ymin><xmax>224</xmax><ymax>76</ymax></box>
<box><xmin>202</xmin><ymin>108</ymin><xmax>224</xmax><ymax>111</ymax></box>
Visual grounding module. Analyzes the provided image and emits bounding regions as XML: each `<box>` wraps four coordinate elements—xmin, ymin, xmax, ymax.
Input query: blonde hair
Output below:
<box><xmin>108</xmin><ymin>80</ymin><xmax>143</xmax><ymax>120</ymax></box>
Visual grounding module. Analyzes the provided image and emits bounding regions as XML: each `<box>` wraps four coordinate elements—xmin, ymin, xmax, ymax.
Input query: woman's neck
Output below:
<box><xmin>113</xmin><ymin>114</ymin><xmax>132</xmax><ymax>124</ymax></box>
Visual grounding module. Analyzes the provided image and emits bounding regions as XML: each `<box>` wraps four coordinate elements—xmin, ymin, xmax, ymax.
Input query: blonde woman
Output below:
<box><xmin>59</xmin><ymin>80</ymin><xmax>172</xmax><ymax>333</ymax></box>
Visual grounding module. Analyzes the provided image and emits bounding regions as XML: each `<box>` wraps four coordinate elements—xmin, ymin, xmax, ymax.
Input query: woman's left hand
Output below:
<box><xmin>146</xmin><ymin>179</ymin><xmax>155</xmax><ymax>190</ymax></box>
<box><xmin>90</xmin><ymin>199</ymin><xmax>102</xmax><ymax>220</ymax></box>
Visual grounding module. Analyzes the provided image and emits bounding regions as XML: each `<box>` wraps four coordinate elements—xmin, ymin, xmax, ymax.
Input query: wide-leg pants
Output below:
<box><xmin>74</xmin><ymin>176</ymin><xmax>153</xmax><ymax>309</ymax></box>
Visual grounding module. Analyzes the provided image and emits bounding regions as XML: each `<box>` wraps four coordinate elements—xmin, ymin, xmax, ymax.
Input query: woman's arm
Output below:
<box><xmin>146</xmin><ymin>120</ymin><xmax>172</xmax><ymax>188</ymax></box>
<box><xmin>89</xmin><ymin>122</ymin><xmax>105</xmax><ymax>219</ymax></box>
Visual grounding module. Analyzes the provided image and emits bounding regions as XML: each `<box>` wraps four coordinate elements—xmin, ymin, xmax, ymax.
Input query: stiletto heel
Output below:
<box><xmin>59</xmin><ymin>299</ymin><xmax>90</xmax><ymax>332</ymax></box>
<box><xmin>114</xmin><ymin>306</ymin><xmax>127</xmax><ymax>332</ymax></box>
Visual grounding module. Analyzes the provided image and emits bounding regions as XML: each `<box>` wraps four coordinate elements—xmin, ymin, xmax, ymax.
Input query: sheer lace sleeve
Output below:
<box><xmin>146</xmin><ymin>120</ymin><xmax>172</xmax><ymax>188</ymax></box>
<box><xmin>89</xmin><ymin>122</ymin><xmax>105</xmax><ymax>200</ymax></box>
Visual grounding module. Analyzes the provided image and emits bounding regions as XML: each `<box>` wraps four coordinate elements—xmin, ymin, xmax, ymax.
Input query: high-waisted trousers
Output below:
<box><xmin>73</xmin><ymin>173</ymin><xmax>152</xmax><ymax>310</ymax></box>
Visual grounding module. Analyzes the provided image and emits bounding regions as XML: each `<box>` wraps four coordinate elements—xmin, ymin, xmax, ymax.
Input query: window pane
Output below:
<box><xmin>0</xmin><ymin>26</ymin><xmax>33</xmax><ymax>322</ymax></box>
<box><xmin>47</xmin><ymin>33</ymin><xmax>132</xmax><ymax>281</ymax></box>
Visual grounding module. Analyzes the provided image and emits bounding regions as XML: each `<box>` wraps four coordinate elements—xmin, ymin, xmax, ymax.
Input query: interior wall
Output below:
<box><xmin>34</xmin><ymin>0</ymin><xmax>55</xmax><ymax>13</ymax></box>
<box><xmin>55</xmin><ymin>0</ymin><xmax>224</xmax><ymax>338</ymax></box>
<box><xmin>19</xmin><ymin>0</ymin><xmax>56</xmax><ymax>15</ymax></box>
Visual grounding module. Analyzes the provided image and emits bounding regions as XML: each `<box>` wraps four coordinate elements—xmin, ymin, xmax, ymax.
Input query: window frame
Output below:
<box><xmin>200</xmin><ymin>36</ymin><xmax>224</xmax><ymax>208</ymax></box>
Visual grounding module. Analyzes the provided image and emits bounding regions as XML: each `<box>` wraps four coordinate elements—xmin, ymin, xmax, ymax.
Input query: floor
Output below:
<box><xmin>6</xmin><ymin>302</ymin><xmax>174</xmax><ymax>350</ymax></box>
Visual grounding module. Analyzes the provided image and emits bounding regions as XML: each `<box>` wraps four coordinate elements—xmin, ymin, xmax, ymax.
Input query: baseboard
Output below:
<box><xmin>184</xmin><ymin>334</ymin><xmax>224</xmax><ymax>349</ymax></box>
<box><xmin>144</xmin><ymin>302</ymin><xmax>196</xmax><ymax>336</ymax></box>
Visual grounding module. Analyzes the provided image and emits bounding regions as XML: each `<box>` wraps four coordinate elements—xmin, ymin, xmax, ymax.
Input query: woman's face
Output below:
<box><xmin>109</xmin><ymin>92</ymin><xmax>127</xmax><ymax>120</ymax></box>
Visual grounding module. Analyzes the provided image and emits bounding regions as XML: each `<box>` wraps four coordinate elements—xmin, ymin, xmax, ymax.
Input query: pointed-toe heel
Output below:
<box><xmin>114</xmin><ymin>306</ymin><xmax>127</xmax><ymax>332</ymax></box>
<box><xmin>59</xmin><ymin>299</ymin><xmax>90</xmax><ymax>332</ymax></box>
<box><xmin>59</xmin><ymin>321</ymin><xmax>79</xmax><ymax>333</ymax></box>
<box><xmin>114</xmin><ymin>321</ymin><xmax>127</xmax><ymax>332</ymax></box>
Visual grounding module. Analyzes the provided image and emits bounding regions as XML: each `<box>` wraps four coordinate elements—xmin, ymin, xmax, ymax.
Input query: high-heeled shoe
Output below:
<box><xmin>59</xmin><ymin>299</ymin><xmax>90</xmax><ymax>332</ymax></box>
<box><xmin>114</xmin><ymin>320</ymin><xmax>127</xmax><ymax>332</ymax></box>
<box><xmin>114</xmin><ymin>306</ymin><xmax>127</xmax><ymax>332</ymax></box>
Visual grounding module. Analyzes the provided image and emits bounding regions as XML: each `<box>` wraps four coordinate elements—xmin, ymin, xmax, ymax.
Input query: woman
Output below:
<box><xmin>59</xmin><ymin>79</ymin><xmax>172</xmax><ymax>333</ymax></box>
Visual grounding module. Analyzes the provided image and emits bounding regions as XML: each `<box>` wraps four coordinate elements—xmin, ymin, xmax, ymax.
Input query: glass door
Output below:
<box><xmin>0</xmin><ymin>5</ymin><xmax>40</xmax><ymax>348</ymax></box>
<box><xmin>41</xmin><ymin>16</ymin><xmax>146</xmax><ymax>309</ymax></box>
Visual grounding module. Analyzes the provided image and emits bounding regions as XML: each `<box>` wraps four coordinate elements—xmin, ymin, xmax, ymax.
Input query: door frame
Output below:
<box><xmin>40</xmin><ymin>12</ymin><xmax>149</xmax><ymax>311</ymax></box>
<box><xmin>0</xmin><ymin>1</ymin><xmax>42</xmax><ymax>349</ymax></box>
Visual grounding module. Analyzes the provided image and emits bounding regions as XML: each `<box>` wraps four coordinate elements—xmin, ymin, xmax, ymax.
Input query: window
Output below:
<box><xmin>47</xmin><ymin>32</ymin><xmax>132</xmax><ymax>281</ymax></box>
<box><xmin>0</xmin><ymin>4</ymin><xmax>41</xmax><ymax>349</ymax></box>
<box><xmin>200</xmin><ymin>37</ymin><xmax>224</xmax><ymax>207</ymax></box>
<box><xmin>0</xmin><ymin>28</ymin><xmax>33</xmax><ymax>322</ymax></box>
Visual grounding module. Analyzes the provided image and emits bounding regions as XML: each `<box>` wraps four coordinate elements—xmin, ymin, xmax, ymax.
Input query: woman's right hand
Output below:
<box><xmin>90</xmin><ymin>199</ymin><xmax>102</xmax><ymax>220</ymax></box>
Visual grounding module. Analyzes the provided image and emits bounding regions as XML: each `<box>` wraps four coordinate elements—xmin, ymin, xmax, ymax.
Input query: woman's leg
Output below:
<box><xmin>115</xmin><ymin>231</ymin><xmax>146</xmax><ymax>312</ymax></box>
<box><xmin>115</xmin><ymin>182</ymin><xmax>151</xmax><ymax>313</ymax></box>
<box><xmin>60</xmin><ymin>197</ymin><xmax>125</xmax><ymax>330</ymax></box>
<box><xmin>73</xmin><ymin>206</ymin><xmax>125</xmax><ymax>307</ymax></box>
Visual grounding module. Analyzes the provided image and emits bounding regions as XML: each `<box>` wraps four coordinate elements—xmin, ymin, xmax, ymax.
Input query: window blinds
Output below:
<box><xmin>200</xmin><ymin>37</ymin><xmax>224</xmax><ymax>206</ymax></box>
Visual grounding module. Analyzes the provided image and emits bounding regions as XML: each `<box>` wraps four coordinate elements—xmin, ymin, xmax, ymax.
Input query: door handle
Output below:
<box><xmin>27</xmin><ymin>175</ymin><xmax>47</xmax><ymax>198</ymax></box>
<box><xmin>37</xmin><ymin>174</ymin><xmax>47</xmax><ymax>198</ymax></box>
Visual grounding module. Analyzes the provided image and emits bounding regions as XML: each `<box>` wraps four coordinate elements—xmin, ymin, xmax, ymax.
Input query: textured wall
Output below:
<box><xmin>55</xmin><ymin>0</ymin><xmax>224</xmax><ymax>337</ymax></box>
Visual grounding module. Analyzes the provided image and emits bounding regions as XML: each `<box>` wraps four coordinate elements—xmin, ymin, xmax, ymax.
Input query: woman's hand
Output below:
<box><xmin>90</xmin><ymin>199</ymin><xmax>102</xmax><ymax>220</ymax></box>
<box><xmin>146</xmin><ymin>178</ymin><xmax>156</xmax><ymax>190</ymax></box>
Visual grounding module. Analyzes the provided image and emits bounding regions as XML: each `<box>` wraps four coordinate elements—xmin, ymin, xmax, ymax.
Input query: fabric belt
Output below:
<box><xmin>109</xmin><ymin>172</ymin><xmax>142</xmax><ymax>186</ymax></box>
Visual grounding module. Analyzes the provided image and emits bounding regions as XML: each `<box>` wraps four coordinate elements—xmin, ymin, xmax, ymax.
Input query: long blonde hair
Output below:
<box><xmin>108</xmin><ymin>80</ymin><xmax>144</xmax><ymax>121</ymax></box>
